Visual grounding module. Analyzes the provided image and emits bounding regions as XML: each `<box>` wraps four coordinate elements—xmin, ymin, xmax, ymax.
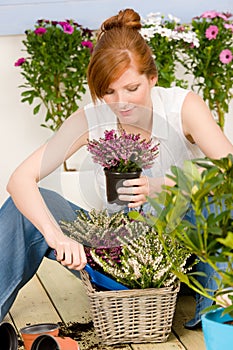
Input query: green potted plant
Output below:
<box><xmin>178</xmin><ymin>10</ymin><xmax>233</xmax><ymax>130</ymax></box>
<box><xmin>60</xmin><ymin>208</ymin><xmax>190</xmax><ymax>344</ymax></box>
<box><xmin>131</xmin><ymin>154</ymin><xmax>233</xmax><ymax>350</ymax></box>
<box><xmin>86</xmin><ymin>129</ymin><xmax>159</xmax><ymax>205</ymax></box>
<box><xmin>14</xmin><ymin>19</ymin><xmax>95</xmax><ymax>170</ymax></box>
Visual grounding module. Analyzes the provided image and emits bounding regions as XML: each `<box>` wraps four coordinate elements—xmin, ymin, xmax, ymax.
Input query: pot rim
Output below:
<box><xmin>104</xmin><ymin>168</ymin><xmax>142</xmax><ymax>175</ymax></box>
<box><xmin>20</xmin><ymin>323</ymin><xmax>59</xmax><ymax>334</ymax></box>
<box><xmin>201</xmin><ymin>307</ymin><xmax>233</xmax><ymax>328</ymax></box>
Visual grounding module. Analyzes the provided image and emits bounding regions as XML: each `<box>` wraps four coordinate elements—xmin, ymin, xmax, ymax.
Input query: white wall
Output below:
<box><xmin>0</xmin><ymin>6</ymin><xmax>233</xmax><ymax>206</ymax></box>
<box><xmin>1</xmin><ymin>0</ymin><xmax>232</xmax><ymax>35</ymax></box>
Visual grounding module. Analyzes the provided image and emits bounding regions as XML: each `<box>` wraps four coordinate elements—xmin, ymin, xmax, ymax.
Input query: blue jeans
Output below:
<box><xmin>0</xmin><ymin>188</ymin><xmax>81</xmax><ymax>322</ymax></box>
<box><xmin>0</xmin><ymin>188</ymin><xmax>225</xmax><ymax>325</ymax></box>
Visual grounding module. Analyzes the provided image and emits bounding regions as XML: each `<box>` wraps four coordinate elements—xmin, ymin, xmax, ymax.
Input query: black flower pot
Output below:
<box><xmin>104</xmin><ymin>169</ymin><xmax>141</xmax><ymax>205</ymax></box>
<box><xmin>0</xmin><ymin>322</ymin><xmax>18</xmax><ymax>350</ymax></box>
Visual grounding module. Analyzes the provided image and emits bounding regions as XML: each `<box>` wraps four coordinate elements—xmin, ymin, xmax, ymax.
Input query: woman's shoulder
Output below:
<box><xmin>152</xmin><ymin>86</ymin><xmax>190</xmax><ymax>99</ymax></box>
<box><xmin>152</xmin><ymin>86</ymin><xmax>191</xmax><ymax>112</ymax></box>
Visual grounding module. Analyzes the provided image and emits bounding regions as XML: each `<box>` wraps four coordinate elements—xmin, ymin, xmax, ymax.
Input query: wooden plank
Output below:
<box><xmin>9</xmin><ymin>274</ymin><xmax>61</xmax><ymax>330</ymax></box>
<box><xmin>172</xmin><ymin>295</ymin><xmax>205</xmax><ymax>350</ymax></box>
<box><xmin>3</xmin><ymin>313</ymin><xmax>13</xmax><ymax>323</ymax></box>
<box><xmin>37</xmin><ymin>258</ymin><xmax>91</xmax><ymax>323</ymax></box>
<box><xmin>131</xmin><ymin>332</ymin><xmax>185</xmax><ymax>349</ymax></box>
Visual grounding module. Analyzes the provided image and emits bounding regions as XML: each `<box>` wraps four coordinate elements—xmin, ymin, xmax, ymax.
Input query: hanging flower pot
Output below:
<box><xmin>0</xmin><ymin>322</ymin><xmax>18</xmax><ymax>350</ymax></box>
<box><xmin>104</xmin><ymin>168</ymin><xmax>142</xmax><ymax>205</ymax></box>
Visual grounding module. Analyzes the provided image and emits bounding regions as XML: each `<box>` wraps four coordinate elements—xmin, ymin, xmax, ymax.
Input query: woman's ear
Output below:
<box><xmin>150</xmin><ymin>75</ymin><xmax>158</xmax><ymax>87</ymax></box>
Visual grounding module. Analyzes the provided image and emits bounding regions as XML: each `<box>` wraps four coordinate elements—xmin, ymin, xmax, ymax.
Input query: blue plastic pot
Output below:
<box><xmin>202</xmin><ymin>307</ymin><xmax>233</xmax><ymax>350</ymax></box>
<box><xmin>84</xmin><ymin>264</ymin><xmax>128</xmax><ymax>290</ymax></box>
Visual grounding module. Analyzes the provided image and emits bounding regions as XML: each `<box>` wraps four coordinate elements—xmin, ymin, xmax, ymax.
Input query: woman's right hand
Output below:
<box><xmin>44</xmin><ymin>226</ymin><xmax>87</xmax><ymax>271</ymax></box>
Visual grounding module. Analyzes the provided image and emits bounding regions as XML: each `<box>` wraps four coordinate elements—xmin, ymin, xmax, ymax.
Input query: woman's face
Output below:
<box><xmin>103</xmin><ymin>64</ymin><xmax>157</xmax><ymax>127</ymax></box>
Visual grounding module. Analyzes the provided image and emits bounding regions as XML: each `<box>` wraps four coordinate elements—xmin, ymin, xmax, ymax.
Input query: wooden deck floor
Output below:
<box><xmin>5</xmin><ymin>258</ymin><xmax>206</xmax><ymax>350</ymax></box>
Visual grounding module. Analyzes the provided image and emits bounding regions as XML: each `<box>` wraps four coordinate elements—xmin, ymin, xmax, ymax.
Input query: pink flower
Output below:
<box><xmin>201</xmin><ymin>11</ymin><xmax>219</xmax><ymax>19</ymax></box>
<box><xmin>34</xmin><ymin>27</ymin><xmax>47</xmax><ymax>35</ymax></box>
<box><xmin>201</xmin><ymin>10</ymin><xmax>230</xmax><ymax>21</ymax></box>
<box><xmin>59</xmin><ymin>22</ymin><xmax>74</xmax><ymax>34</ymax></box>
<box><xmin>224</xmin><ymin>23</ymin><xmax>233</xmax><ymax>32</ymax></box>
<box><xmin>205</xmin><ymin>25</ymin><xmax>219</xmax><ymax>40</ymax></box>
<box><xmin>217</xmin><ymin>13</ymin><xmax>229</xmax><ymax>21</ymax></box>
<box><xmin>81</xmin><ymin>40</ymin><xmax>94</xmax><ymax>52</ymax></box>
<box><xmin>14</xmin><ymin>57</ymin><xmax>26</xmax><ymax>66</ymax></box>
<box><xmin>219</xmin><ymin>49</ymin><xmax>233</xmax><ymax>64</ymax></box>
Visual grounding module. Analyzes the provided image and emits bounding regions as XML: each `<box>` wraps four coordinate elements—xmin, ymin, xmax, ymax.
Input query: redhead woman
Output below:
<box><xmin>1</xmin><ymin>9</ymin><xmax>232</xmax><ymax>328</ymax></box>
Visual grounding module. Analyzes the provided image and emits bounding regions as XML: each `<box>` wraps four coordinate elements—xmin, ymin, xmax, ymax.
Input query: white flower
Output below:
<box><xmin>141</xmin><ymin>12</ymin><xmax>200</xmax><ymax>47</ymax></box>
<box><xmin>168</xmin><ymin>14</ymin><xmax>181</xmax><ymax>23</ymax></box>
<box><xmin>142</xmin><ymin>12</ymin><xmax>163</xmax><ymax>26</ymax></box>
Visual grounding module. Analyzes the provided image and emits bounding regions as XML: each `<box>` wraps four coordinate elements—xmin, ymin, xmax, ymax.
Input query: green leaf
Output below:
<box><xmin>218</xmin><ymin>233</ymin><xmax>233</xmax><ymax>250</ymax></box>
<box><xmin>33</xmin><ymin>104</ymin><xmax>41</xmax><ymax>115</ymax></box>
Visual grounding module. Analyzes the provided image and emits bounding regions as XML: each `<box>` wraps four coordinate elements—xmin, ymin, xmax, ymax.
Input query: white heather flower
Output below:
<box><xmin>128</xmin><ymin>258</ymin><xmax>141</xmax><ymax>279</ymax></box>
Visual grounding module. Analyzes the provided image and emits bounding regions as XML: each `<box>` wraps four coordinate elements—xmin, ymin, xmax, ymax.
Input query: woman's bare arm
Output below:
<box><xmin>7</xmin><ymin>109</ymin><xmax>89</xmax><ymax>270</ymax></box>
<box><xmin>182</xmin><ymin>91</ymin><xmax>233</xmax><ymax>158</ymax></box>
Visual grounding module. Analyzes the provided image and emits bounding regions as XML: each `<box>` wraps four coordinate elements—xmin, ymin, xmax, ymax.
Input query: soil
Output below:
<box><xmin>224</xmin><ymin>320</ymin><xmax>233</xmax><ymax>325</ymax></box>
<box><xmin>17</xmin><ymin>320</ymin><xmax>126</xmax><ymax>350</ymax></box>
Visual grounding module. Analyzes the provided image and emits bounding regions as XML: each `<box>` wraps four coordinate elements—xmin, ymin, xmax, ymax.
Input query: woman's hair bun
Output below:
<box><xmin>101</xmin><ymin>8</ymin><xmax>141</xmax><ymax>33</ymax></box>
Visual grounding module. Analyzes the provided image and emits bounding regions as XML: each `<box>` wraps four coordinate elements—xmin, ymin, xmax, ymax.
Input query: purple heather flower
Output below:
<box><xmin>219</xmin><ymin>49</ymin><xmax>233</xmax><ymax>64</ymax></box>
<box><xmin>205</xmin><ymin>25</ymin><xmax>219</xmax><ymax>40</ymax></box>
<box><xmin>14</xmin><ymin>57</ymin><xmax>26</xmax><ymax>66</ymax></box>
<box><xmin>34</xmin><ymin>27</ymin><xmax>47</xmax><ymax>35</ymax></box>
<box><xmin>81</xmin><ymin>40</ymin><xmax>94</xmax><ymax>52</ymax></box>
<box><xmin>104</xmin><ymin>129</ymin><xmax>115</xmax><ymax>141</ymax></box>
<box><xmin>59</xmin><ymin>21</ymin><xmax>74</xmax><ymax>34</ymax></box>
<box><xmin>87</xmin><ymin>129</ymin><xmax>159</xmax><ymax>171</ymax></box>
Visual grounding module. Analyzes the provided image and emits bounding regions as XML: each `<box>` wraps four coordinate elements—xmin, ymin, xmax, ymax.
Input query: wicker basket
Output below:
<box><xmin>81</xmin><ymin>270</ymin><xmax>180</xmax><ymax>345</ymax></box>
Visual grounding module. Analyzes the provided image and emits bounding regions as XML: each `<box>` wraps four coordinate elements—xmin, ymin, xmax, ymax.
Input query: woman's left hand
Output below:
<box><xmin>117</xmin><ymin>175</ymin><xmax>164</xmax><ymax>208</ymax></box>
<box><xmin>117</xmin><ymin>176</ymin><xmax>149</xmax><ymax>208</ymax></box>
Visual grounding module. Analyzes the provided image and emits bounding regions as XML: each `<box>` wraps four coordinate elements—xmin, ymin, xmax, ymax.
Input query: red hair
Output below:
<box><xmin>87</xmin><ymin>9</ymin><xmax>158</xmax><ymax>102</ymax></box>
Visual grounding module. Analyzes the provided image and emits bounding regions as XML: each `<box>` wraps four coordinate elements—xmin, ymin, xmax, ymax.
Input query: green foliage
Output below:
<box><xmin>15</xmin><ymin>19</ymin><xmax>95</xmax><ymax>132</ymax></box>
<box><xmin>178</xmin><ymin>11</ymin><xmax>233</xmax><ymax>129</ymax></box>
<box><xmin>141</xmin><ymin>13</ymin><xmax>195</xmax><ymax>88</ymax></box>
<box><xmin>131</xmin><ymin>154</ymin><xmax>233</xmax><ymax>311</ymax></box>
